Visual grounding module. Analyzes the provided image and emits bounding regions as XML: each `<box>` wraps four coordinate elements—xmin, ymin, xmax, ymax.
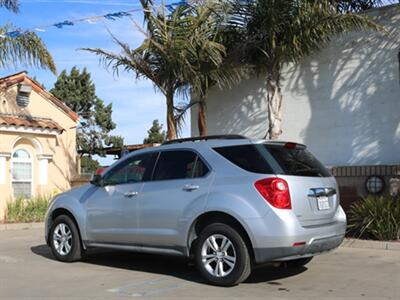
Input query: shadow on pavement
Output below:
<box><xmin>31</xmin><ymin>244</ymin><xmax>306</xmax><ymax>285</ymax></box>
<box><xmin>246</xmin><ymin>265</ymin><xmax>307</xmax><ymax>284</ymax></box>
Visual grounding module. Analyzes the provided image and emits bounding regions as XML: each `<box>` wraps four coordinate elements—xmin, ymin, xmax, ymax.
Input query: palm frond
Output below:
<box><xmin>331</xmin><ymin>0</ymin><xmax>388</xmax><ymax>13</ymax></box>
<box><xmin>174</xmin><ymin>100</ymin><xmax>200</xmax><ymax>137</ymax></box>
<box><xmin>229</xmin><ymin>0</ymin><xmax>384</xmax><ymax>77</ymax></box>
<box><xmin>0</xmin><ymin>0</ymin><xmax>19</xmax><ymax>13</ymax></box>
<box><xmin>274</xmin><ymin>1</ymin><xmax>386</xmax><ymax>67</ymax></box>
<box><xmin>0</xmin><ymin>25</ymin><xmax>56</xmax><ymax>74</ymax></box>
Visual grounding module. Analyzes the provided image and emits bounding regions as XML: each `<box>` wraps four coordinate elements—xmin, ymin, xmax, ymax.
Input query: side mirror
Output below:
<box><xmin>90</xmin><ymin>174</ymin><xmax>104</xmax><ymax>187</ymax></box>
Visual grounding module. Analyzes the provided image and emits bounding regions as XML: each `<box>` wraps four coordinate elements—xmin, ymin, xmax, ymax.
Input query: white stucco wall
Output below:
<box><xmin>191</xmin><ymin>5</ymin><xmax>400</xmax><ymax>167</ymax></box>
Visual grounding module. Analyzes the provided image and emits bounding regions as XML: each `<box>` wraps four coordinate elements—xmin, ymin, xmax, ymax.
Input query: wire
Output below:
<box><xmin>0</xmin><ymin>0</ymin><xmax>188</xmax><ymax>38</ymax></box>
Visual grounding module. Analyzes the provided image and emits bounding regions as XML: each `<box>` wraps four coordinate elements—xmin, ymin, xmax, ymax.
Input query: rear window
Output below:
<box><xmin>213</xmin><ymin>145</ymin><xmax>273</xmax><ymax>174</ymax></box>
<box><xmin>214</xmin><ymin>144</ymin><xmax>331</xmax><ymax>177</ymax></box>
<box><xmin>265</xmin><ymin>145</ymin><xmax>331</xmax><ymax>177</ymax></box>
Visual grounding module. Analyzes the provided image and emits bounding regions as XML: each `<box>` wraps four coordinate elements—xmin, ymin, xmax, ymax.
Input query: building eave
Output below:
<box><xmin>0</xmin><ymin>125</ymin><xmax>62</xmax><ymax>136</ymax></box>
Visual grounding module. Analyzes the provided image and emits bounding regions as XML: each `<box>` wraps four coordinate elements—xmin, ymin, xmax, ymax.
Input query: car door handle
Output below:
<box><xmin>124</xmin><ymin>191</ymin><xmax>138</xmax><ymax>198</ymax></box>
<box><xmin>182</xmin><ymin>184</ymin><xmax>199</xmax><ymax>192</ymax></box>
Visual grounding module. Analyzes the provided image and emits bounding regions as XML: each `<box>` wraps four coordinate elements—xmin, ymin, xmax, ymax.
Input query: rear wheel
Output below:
<box><xmin>195</xmin><ymin>223</ymin><xmax>251</xmax><ymax>286</ymax></box>
<box><xmin>49</xmin><ymin>215</ymin><xmax>82</xmax><ymax>262</ymax></box>
<box><xmin>285</xmin><ymin>257</ymin><xmax>313</xmax><ymax>268</ymax></box>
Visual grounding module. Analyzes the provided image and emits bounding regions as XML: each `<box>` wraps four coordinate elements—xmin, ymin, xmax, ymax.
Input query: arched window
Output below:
<box><xmin>12</xmin><ymin>149</ymin><xmax>32</xmax><ymax>198</ymax></box>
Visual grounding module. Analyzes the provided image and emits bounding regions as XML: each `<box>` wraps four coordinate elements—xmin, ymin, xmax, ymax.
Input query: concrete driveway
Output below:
<box><xmin>0</xmin><ymin>228</ymin><xmax>399</xmax><ymax>299</ymax></box>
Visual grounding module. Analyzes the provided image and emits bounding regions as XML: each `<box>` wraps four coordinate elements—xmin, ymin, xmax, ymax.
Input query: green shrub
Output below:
<box><xmin>348</xmin><ymin>194</ymin><xmax>400</xmax><ymax>241</ymax></box>
<box><xmin>6</xmin><ymin>195</ymin><xmax>51</xmax><ymax>223</ymax></box>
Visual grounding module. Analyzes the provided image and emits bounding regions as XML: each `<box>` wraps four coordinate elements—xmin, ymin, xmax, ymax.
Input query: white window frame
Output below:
<box><xmin>11</xmin><ymin>149</ymin><xmax>33</xmax><ymax>199</ymax></box>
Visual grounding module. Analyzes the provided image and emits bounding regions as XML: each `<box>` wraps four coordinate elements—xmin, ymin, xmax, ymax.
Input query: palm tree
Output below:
<box><xmin>84</xmin><ymin>0</ymin><xmax>235</xmax><ymax>139</ymax></box>
<box><xmin>229</xmin><ymin>0</ymin><xmax>382</xmax><ymax>139</ymax></box>
<box><xmin>0</xmin><ymin>0</ymin><xmax>56</xmax><ymax>73</ymax></box>
<box><xmin>180</xmin><ymin>1</ymin><xmax>244</xmax><ymax>136</ymax></box>
<box><xmin>83</xmin><ymin>0</ymin><xmax>194</xmax><ymax>140</ymax></box>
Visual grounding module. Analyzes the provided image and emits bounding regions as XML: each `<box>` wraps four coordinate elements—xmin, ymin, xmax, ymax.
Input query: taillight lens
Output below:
<box><xmin>284</xmin><ymin>142</ymin><xmax>297</xmax><ymax>149</ymax></box>
<box><xmin>95</xmin><ymin>168</ymin><xmax>105</xmax><ymax>175</ymax></box>
<box><xmin>254</xmin><ymin>178</ymin><xmax>291</xmax><ymax>209</ymax></box>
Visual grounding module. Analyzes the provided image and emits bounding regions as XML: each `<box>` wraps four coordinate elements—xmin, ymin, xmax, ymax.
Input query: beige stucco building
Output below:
<box><xmin>0</xmin><ymin>72</ymin><xmax>79</xmax><ymax>220</ymax></box>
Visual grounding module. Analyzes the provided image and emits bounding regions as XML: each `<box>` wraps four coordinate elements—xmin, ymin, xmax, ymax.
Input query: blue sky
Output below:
<box><xmin>0</xmin><ymin>0</ymin><xmax>191</xmax><ymax>164</ymax></box>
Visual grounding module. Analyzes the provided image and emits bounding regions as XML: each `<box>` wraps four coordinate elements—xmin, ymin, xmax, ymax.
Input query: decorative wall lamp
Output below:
<box><xmin>17</xmin><ymin>83</ymin><xmax>32</xmax><ymax>107</ymax></box>
<box><xmin>365</xmin><ymin>175</ymin><xmax>385</xmax><ymax>195</ymax></box>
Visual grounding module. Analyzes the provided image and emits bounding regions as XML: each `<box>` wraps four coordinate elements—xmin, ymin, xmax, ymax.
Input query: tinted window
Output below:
<box><xmin>214</xmin><ymin>144</ymin><xmax>330</xmax><ymax>177</ymax></box>
<box><xmin>213</xmin><ymin>145</ymin><xmax>273</xmax><ymax>174</ymax></box>
<box><xmin>192</xmin><ymin>156</ymin><xmax>209</xmax><ymax>178</ymax></box>
<box><xmin>104</xmin><ymin>153</ymin><xmax>156</xmax><ymax>185</ymax></box>
<box><xmin>153</xmin><ymin>151</ymin><xmax>209</xmax><ymax>181</ymax></box>
<box><xmin>264</xmin><ymin>145</ymin><xmax>331</xmax><ymax>177</ymax></box>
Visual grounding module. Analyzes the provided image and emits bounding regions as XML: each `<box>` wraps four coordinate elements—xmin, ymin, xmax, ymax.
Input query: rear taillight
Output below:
<box><xmin>95</xmin><ymin>167</ymin><xmax>106</xmax><ymax>175</ymax></box>
<box><xmin>292</xmin><ymin>241</ymin><xmax>306</xmax><ymax>247</ymax></box>
<box><xmin>284</xmin><ymin>142</ymin><xmax>297</xmax><ymax>149</ymax></box>
<box><xmin>254</xmin><ymin>178</ymin><xmax>291</xmax><ymax>209</ymax></box>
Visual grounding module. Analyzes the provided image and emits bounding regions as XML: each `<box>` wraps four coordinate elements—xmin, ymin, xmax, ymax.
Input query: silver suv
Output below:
<box><xmin>45</xmin><ymin>135</ymin><xmax>346</xmax><ymax>286</ymax></box>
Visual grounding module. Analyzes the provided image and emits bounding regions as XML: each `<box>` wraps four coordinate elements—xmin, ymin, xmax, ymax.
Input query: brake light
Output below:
<box><xmin>254</xmin><ymin>178</ymin><xmax>291</xmax><ymax>209</ymax></box>
<box><xmin>95</xmin><ymin>167</ymin><xmax>106</xmax><ymax>175</ymax></box>
<box><xmin>284</xmin><ymin>142</ymin><xmax>297</xmax><ymax>149</ymax></box>
<box><xmin>293</xmin><ymin>241</ymin><xmax>306</xmax><ymax>247</ymax></box>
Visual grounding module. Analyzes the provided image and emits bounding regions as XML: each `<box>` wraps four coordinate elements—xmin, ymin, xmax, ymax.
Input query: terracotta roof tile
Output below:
<box><xmin>0</xmin><ymin>115</ymin><xmax>64</xmax><ymax>132</ymax></box>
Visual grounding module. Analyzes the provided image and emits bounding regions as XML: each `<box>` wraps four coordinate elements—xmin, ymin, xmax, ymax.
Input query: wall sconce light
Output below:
<box><xmin>365</xmin><ymin>175</ymin><xmax>385</xmax><ymax>195</ymax></box>
<box><xmin>17</xmin><ymin>83</ymin><xmax>32</xmax><ymax>107</ymax></box>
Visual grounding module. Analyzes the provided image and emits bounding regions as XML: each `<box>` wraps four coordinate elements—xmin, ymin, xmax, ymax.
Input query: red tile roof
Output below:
<box><xmin>0</xmin><ymin>71</ymin><xmax>79</xmax><ymax>122</ymax></box>
<box><xmin>0</xmin><ymin>115</ymin><xmax>64</xmax><ymax>132</ymax></box>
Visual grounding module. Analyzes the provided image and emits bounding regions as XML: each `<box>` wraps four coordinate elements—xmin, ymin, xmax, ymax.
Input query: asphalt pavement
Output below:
<box><xmin>0</xmin><ymin>228</ymin><xmax>399</xmax><ymax>299</ymax></box>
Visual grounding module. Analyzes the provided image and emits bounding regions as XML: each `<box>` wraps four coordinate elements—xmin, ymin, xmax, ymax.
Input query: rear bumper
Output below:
<box><xmin>245</xmin><ymin>205</ymin><xmax>347</xmax><ymax>264</ymax></box>
<box><xmin>254</xmin><ymin>233</ymin><xmax>344</xmax><ymax>263</ymax></box>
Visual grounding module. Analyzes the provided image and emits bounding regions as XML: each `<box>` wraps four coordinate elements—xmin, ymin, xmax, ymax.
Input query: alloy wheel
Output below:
<box><xmin>53</xmin><ymin>223</ymin><xmax>73</xmax><ymax>256</ymax></box>
<box><xmin>201</xmin><ymin>234</ymin><xmax>236</xmax><ymax>277</ymax></box>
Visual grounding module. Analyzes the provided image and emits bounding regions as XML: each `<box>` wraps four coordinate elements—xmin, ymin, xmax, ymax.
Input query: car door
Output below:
<box><xmin>138</xmin><ymin>150</ymin><xmax>213</xmax><ymax>248</ymax></box>
<box><xmin>85</xmin><ymin>152</ymin><xmax>157</xmax><ymax>244</ymax></box>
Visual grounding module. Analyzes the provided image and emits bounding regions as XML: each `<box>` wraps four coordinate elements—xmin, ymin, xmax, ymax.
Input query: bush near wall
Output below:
<box><xmin>348</xmin><ymin>194</ymin><xmax>400</xmax><ymax>241</ymax></box>
<box><xmin>6</xmin><ymin>196</ymin><xmax>51</xmax><ymax>223</ymax></box>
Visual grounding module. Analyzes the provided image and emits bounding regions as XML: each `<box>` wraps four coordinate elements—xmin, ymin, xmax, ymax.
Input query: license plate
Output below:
<box><xmin>317</xmin><ymin>196</ymin><xmax>330</xmax><ymax>210</ymax></box>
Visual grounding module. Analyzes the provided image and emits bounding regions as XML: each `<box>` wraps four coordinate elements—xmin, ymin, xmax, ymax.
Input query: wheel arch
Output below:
<box><xmin>47</xmin><ymin>208</ymin><xmax>85</xmax><ymax>249</ymax></box>
<box><xmin>187</xmin><ymin>211</ymin><xmax>255</xmax><ymax>261</ymax></box>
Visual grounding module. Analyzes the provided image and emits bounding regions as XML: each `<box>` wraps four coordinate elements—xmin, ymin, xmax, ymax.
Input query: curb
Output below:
<box><xmin>0</xmin><ymin>222</ymin><xmax>44</xmax><ymax>231</ymax></box>
<box><xmin>341</xmin><ymin>238</ymin><xmax>400</xmax><ymax>251</ymax></box>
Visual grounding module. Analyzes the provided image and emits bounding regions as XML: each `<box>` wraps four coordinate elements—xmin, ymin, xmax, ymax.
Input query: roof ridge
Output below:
<box><xmin>0</xmin><ymin>71</ymin><xmax>28</xmax><ymax>82</ymax></box>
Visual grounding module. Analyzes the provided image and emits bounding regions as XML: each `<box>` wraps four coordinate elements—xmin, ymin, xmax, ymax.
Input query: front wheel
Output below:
<box><xmin>49</xmin><ymin>215</ymin><xmax>82</xmax><ymax>262</ymax></box>
<box><xmin>195</xmin><ymin>223</ymin><xmax>251</xmax><ymax>286</ymax></box>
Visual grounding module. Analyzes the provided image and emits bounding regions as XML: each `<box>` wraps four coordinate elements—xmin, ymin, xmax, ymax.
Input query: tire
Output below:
<box><xmin>49</xmin><ymin>215</ymin><xmax>82</xmax><ymax>262</ymax></box>
<box><xmin>285</xmin><ymin>257</ymin><xmax>313</xmax><ymax>268</ymax></box>
<box><xmin>195</xmin><ymin>223</ymin><xmax>251</xmax><ymax>286</ymax></box>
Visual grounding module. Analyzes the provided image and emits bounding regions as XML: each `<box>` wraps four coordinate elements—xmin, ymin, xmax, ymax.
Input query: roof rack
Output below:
<box><xmin>162</xmin><ymin>134</ymin><xmax>247</xmax><ymax>145</ymax></box>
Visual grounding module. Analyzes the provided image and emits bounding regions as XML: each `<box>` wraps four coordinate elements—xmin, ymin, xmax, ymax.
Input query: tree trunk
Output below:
<box><xmin>166</xmin><ymin>91</ymin><xmax>177</xmax><ymax>140</ymax></box>
<box><xmin>197</xmin><ymin>97</ymin><xmax>208</xmax><ymax>137</ymax></box>
<box><xmin>265</xmin><ymin>79</ymin><xmax>283</xmax><ymax>140</ymax></box>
